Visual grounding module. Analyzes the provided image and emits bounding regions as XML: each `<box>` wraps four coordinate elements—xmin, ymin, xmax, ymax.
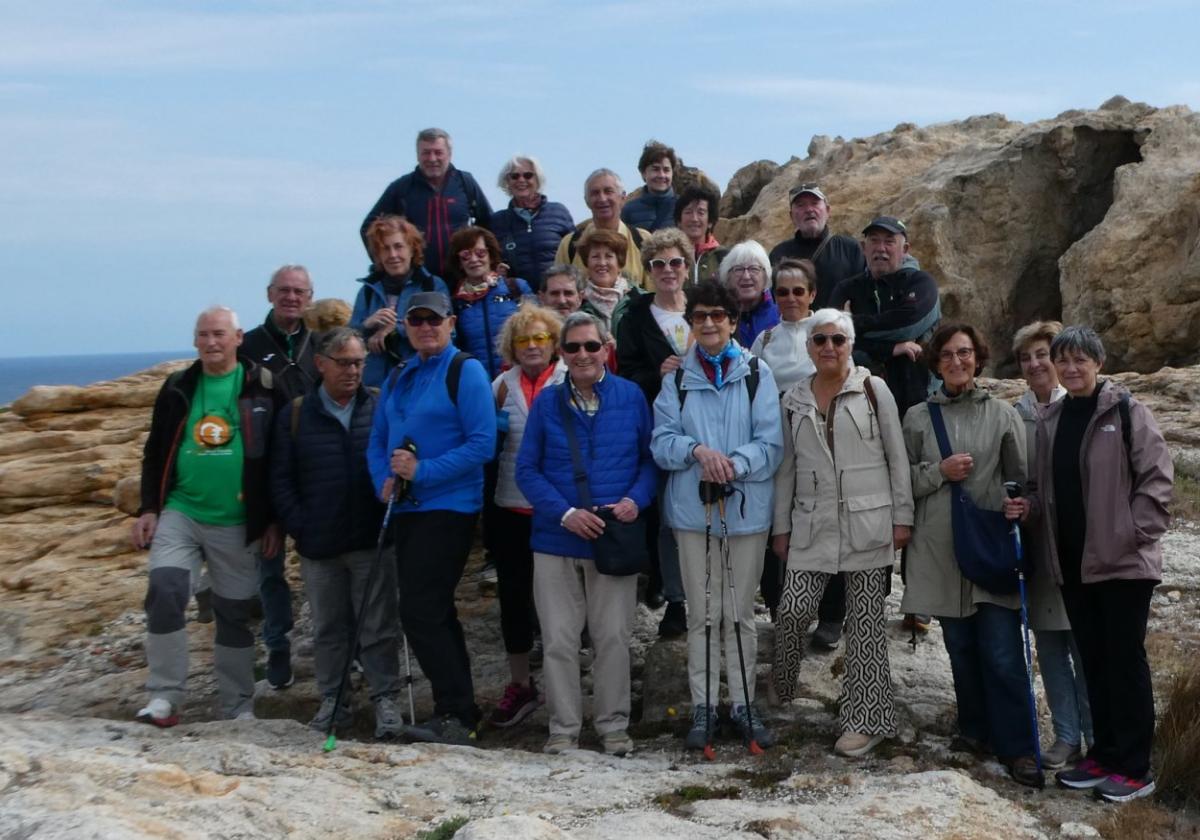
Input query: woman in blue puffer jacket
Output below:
<box><xmin>489</xmin><ymin>155</ymin><xmax>575</xmax><ymax>292</ymax></box>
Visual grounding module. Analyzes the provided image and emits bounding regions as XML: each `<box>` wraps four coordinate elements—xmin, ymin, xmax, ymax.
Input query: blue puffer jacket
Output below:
<box><xmin>454</xmin><ymin>278</ymin><xmax>532</xmax><ymax>379</ymax></box>
<box><xmin>349</xmin><ymin>267</ymin><xmax>450</xmax><ymax>387</ymax></box>
<box><xmin>621</xmin><ymin>188</ymin><xmax>676</xmax><ymax>232</ymax></box>
<box><xmin>651</xmin><ymin>344</ymin><xmax>783</xmax><ymax>535</ymax></box>
<box><xmin>490</xmin><ymin>197</ymin><xmax>575</xmax><ymax>291</ymax></box>
<box><xmin>367</xmin><ymin>343</ymin><xmax>497</xmax><ymax>514</ymax></box>
<box><xmin>270</xmin><ymin>387</ymin><xmax>384</xmax><ymax>560</ymax></box>
<box><xmin>734</xmin><ymin>292</ymin><xmax>780</xmax><ymax>349</ymax></box>
<box><xmin>516</xmin><ymin>374</ymin><xmax>658</xmax><ymax>558</ymax></box>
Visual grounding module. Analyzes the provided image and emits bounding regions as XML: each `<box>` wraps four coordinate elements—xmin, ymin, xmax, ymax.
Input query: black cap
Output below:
<box><xmin>862</xmin><ymin>216</ymin><xmax>908</xmax><ymax>238</ymax></box>
<box><xmin>405</xmin><ymin>291</ymin><xmax>453</xmax><ymax>317</ymax></box>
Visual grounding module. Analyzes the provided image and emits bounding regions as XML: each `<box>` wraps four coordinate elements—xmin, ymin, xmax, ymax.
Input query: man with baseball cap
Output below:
<box><xmin>768</xmin><ymin>183</ymin><xmax>867</xmax><ymax>309</ymax></box>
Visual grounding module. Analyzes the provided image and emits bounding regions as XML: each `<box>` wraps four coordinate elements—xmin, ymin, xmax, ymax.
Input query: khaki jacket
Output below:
<box><xmin>773</xmin><ymin>367</ymin><xmax>913</xmax><ymax>573</ymax></box>
<box><xmin>901</xmin><ymin>387</ymin><xmax>1026</xmax><ymax>618</ymax></box>
<box><xmin>1028</xmin><ymin>379</ymin><xmax>1173</xmax><ymax>585</ymax></box>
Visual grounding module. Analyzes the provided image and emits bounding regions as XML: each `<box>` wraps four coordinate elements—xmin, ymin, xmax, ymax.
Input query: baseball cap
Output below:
<box><xmin>862</xmin><ymin>216</ymin><xmax>908</xmax><ymax>238</ymax></box>
<box><xmin>789</xmin><ymin>183</ymin><xmax>828</xmax><ymax>203</ymax></box>
<box><xmin>405</xmin><ymin>291</ymin><xmax>453</xmax><ymax>317</ymax></box>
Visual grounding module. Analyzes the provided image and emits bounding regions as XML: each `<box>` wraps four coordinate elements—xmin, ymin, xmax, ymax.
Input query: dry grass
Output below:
<box><xmin>1155</xmin><ymin>653</ymin><xmax>1200</xmax><ymax>809</ymax></box>
<box><xmin>1173</xmin><ymin>474</ymin><xmax>1200</xmax><ymax>522</ymax></box>
<box><xmin>1094</xmin><ymin>798</ymin><xmax>1193</xmax><ymax>839</ymax></box>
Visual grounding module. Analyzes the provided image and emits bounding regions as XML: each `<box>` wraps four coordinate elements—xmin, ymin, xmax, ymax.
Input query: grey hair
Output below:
<box><xmin>561</xmin><ymin>310</ymin><xmax>611</xmax><ymax>346</ymax></box>
<box><xmin>316</xmin><ymin>326</ymin><xmax>365</xmax><ymax>357</ymax></box>
<box><xmin>542</xmin><ymin>263</ymin><xmax>586</xmax><ymax>292</ymax></box>
<box><xmin>268</xmin><ymin>264</ymin><xmax>311</xmax><ymax>288</ymax></box>
<box><xmin>718</xmin><ymin>240</ymin><xmax>772</xmax><ymax>288</ymax></box>
<box><xmin>195</xmin><ymin>305</ymin><xmax>240</xmax><ymax>332</ymax></box>
<box><xmin>497</xmin><ymin>155</ymin><xmax>547</xmax><ymax>194</ymax></box>
<box><xmin>583</xmin><ymin>167</ymin><xmax>624</xmax><ymax>199</ymax></box>
<box><xmin>416</xmin><ymin>127</ymin><xmax>452</xmax><ymax>151</ymax></box>
<box><xmin>804</xmin><ymin>307</ymin><xmax>855</xmax><ymax>345</ymax></box>
<box><xmin>1050</xmin><ymin>325</ymin><xmax>1106</xmax><ymax>365</ymax></box>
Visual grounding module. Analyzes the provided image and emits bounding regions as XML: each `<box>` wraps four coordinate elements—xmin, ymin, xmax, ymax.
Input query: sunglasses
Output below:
<box><xmin>507</xmin><ymin>171</ymin><xmax>536</xmax><ymax>181</ymax></box>
<box><xmin>458</xmin><ymin>247</ymin><xmax>489</xmax><ymax>261</ymax></box>
<box><xmin>810</xmin><ymin>333</ymin><xmax>848</xmax><ymax>347</ymax></box>
<box><xmin>406</xmin><ymin>313</ymin><xmax>445</xmax><ymax>327</ymax></box>
<box><xmin>561</xmin><ymin>340</ymin><xmax>604</xmax><ymax>353</ymax></box>
<box><xmin>688</xmin><ymin>309</ymin><xmax>730</xmax><ymax>325</ymax></box>
<box><xmin>514</xmin><ymin>332</ymin><xmax>552</xmax><ymax>348</ymax></box>
<box><xmin>649</xmin><ymin>256</ymin><xmax>687</xmax><ymax>271</ymax></box>
<box><xmin>773</xmin><ymin>286</ymin><xmax>812</xmax><ymax>298</ymax></box>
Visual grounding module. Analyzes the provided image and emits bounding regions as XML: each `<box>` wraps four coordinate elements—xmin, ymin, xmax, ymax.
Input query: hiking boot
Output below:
<box><xmin>684</xmin><ymin>705</ymin><xmax>718</xmax><ymax>751</ymax></box>
<box><xmin>644</xmin><ymin>588</ymin><xmax>666</xmax><ymax>609</ymax></box>
<box><xmin>811</xmin><ymin>620</ymin><xmax>843</xmax><ymax>651</ymax></box>
<box><xmin>1056</xmin><ymin>757</ymin><xmax>1110</xmax><ymax>789</ymax></box>
<box><xmin>657</xmin><ymin>602</ymin><xmax>687</xmax><ymax>639</ymax></box>
<box><xmin>194</xmin><ymin>589</ymin><xmax>214</xmax><ymax>624</ymax></box>
<box><xmin>601</xmin><ymin>729</ymin><xmax>633</xmax><ymax>757</ymax></box>
<box><xmin>136</xmin><ymin>697</ymin><xmax>179</xmax><ymax>729</ymax></box>
<box><xmin>835</xmin><ymin>731</ymin><xmax>885</xmax><ymax>757</ymax></box>
<box><xmin>949</xmin><ymin>734</ymin><xmax>990</xmax><ymax>756</ymax></box>
<box><xmin>1093</xmin><ymin>774</ymin><xmax>1156</xmax><ymax>803</ymax></box>
<box><xmin>730</xmin><ymin>703</ymin><xmax>774</xmax><ymax>749</ymax></box>
<box><xmin>309</xmin><ymin>696</ymin><xmax>352</xmax><ymax>731</ymax></box>
<box><xmin>1041</xmin><ymin>739</ymin><xmax>1083</xmax><ymax>770</ymax></box>
<box><xmin>543</xmin><ymin>733</ymin><xmax>578</xmax><ymax>754</ymax></box>
<box><xmin>406</xmin><ymin>714</ymin><xmax>478</xmax><ymax>747</ymax></box>
<box><xmin>266</xmin><ymin>649</ymin><xmax>293</xmax><ymax>690</ymax></box>
<box><xmin>374</xmin><ymin>695</ymin><xmax>405</xmax><ymax>739</ymax></box>
<box><xmin>1004</xmin><ymin>755</ymin><xmax>1045</xmax><ymax>788</ymax></box>
<box><xmin>489</xmin><ymin>679</ymin><xmax>540</xmax><ymax>728</ymax></box>
<box><xmin>901</xmin><ymin>613</ymin><xmax>931</xmax><ymax>633</ymax></box>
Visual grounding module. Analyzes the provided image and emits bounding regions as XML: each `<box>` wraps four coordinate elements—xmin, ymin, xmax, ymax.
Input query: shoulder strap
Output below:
<box><xmin>557</xmin><ymin>385</ymin><xmax>594</xmax><ymax>510</ymax></box>
<box><xmin>675</xmin><ymin>367</ymin><xmax>687</xmax><ymax>411</ymax></box>
<box><xmin>566</xmin><ymin>222</ymin><xmax>589</xmax><ymax>263</ymax></box>
<box><xmin>1118</xmin><ymin>391</ymin><xmax>1134</xmax><ymax>479</ymax></box>
<box><xmin>863</xmin><ymin>376</ymin><xmax>878</xmax><ymax>413</ymax></box>
<box><xmin>503</xmin><ymin>275</ymin><xmax>520</xmax><ymax>298</ymax></box>
<box><xmin>289</xmin><ymin>395</ymin><xmax>305</xmax><ymax>441</ymax></box>
<box><xmin>629</xmin><ymin>226</ymin><xmax>645</xmax><ymax>249</ymax></box>
<box><xmin>760</xmin><ymin>326</ymin><xmax>774</xmax><ymax>350</ymax></box>
<box><xmin>495</xmin><ymin>379</ymin><xmax>509</xmax><ymax>411</ymax></box>
<box><xmin>746</xmin><ymin>356</ymin><xmax>760</xmax><ymax>405</ymax></box>
<box><xmin>927</xmin><ymin>402</ymin><xmax>953</xmax><ymax>465</ymax></box>
<box><xmin>446</xmin><ymin>351</ymin><xmax>469</xmax><ymax>406</ymax></box>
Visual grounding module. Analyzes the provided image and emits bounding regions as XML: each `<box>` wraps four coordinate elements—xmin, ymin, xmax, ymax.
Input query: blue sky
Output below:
<box><xmin>2</xmin><ymin>0</ymin><xmax>1196</xmax><ymax>357</ymax></box>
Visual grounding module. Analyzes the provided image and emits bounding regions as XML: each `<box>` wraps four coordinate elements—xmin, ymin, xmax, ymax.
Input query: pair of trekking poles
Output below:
<box><xmin>699</xmin><ymin>480</ymin><xmax>765</xmax><ymax>759</ymax></box>
<box><xmin>323</xmin><ymin>439</ymin><xmax>419</xmax><ymax>753</ymax></box>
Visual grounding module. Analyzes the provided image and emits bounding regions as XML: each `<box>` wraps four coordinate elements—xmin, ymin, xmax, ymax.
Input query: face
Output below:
<box><xmin>689</xmin><ymin>304</ymin><xmax>734</xmax><ymax>355</ymax></box>
<box><xmin>405</xmin><ymin>308</ymin><xmax>455</xmax><ymax>358</ymax></box>
<box><xmin>729</xmin><ymin>261</ymin><xmax>766</xmax><ymax>306</ymax></box>
<box><xmin>513</xmin><ymin>318</ymin><xmax>554</xmax><ymax>371</ymax></box>
<box><xmin>774</xmin><ymin>271</ymin><xmax>815</xmax><ymax>323</ymax></box>
<box><xmin>315</xmin><ymin>338</ymin><xmax>366</xmax><ymax>401</ymax></box>
<box><xmin>679</xmin><ymin>199</ymin><xmax>710</xmax><ymax>243</ymax></box>
<box><xmin>643</xmin><ymin>157</ymin><xmax>673</xmax><ymax>192</ymax></box>
<box><xmin>560</xmin><ymin>323</ymin><xmax>606</xmax><ymax>388</ymax></box>
<box><xmin>539</xmin><ymin>275</ymin><xmax>581</xmax><ymax>316</ymax></box>
<box><xmin>1018</xmin><ymin>339</ymin><xmax>1058</xmax><ymax>394</ymax></box>
<box><xmin>585</xmin><ymin>175</ymin><xmax>625</xmax><ymax>224</ymax></box>
<box><xmin>417</xmin><ymin>138</ymin><xmax>451</xmax><ymax>182</ymax></box>
<box><xmin>1054</xmin><ymin>348</ymin><xmax>1102</xmax><ymax>397</ymax></box>
<box><xmin>864</xmin><ymin>230</ymin><xmax>909</xmax><ymax>279</ymax></box>
<box><xmin>790</xmin><ymin>194</ymin><xmax>830</xmax><ymax>238</ymax></box>
<box><xmin>649</xmin><ymin>247</ymin><xmax>687</xmax><ymax>293</ymax></box>
<box><xmin>586</xmin><ymin>246</ymin><xmax>620</xmax><ymax>288</ymax></box>
<box><xmin>194</xmin><ymin>312</ymin><xmax>243</xmax><ymax>371</ymax></box>
<box><xmin>377</xmin><ymin>231</ymin><xmax>413</xmax><ymax>276</ymax></box>
<box><xmin>266</xmin><ymin>269</ymin><xmax>313</xmax><ymax>323</ymax></box>
<box><xmin>937</xmin><ymin>331</ymin><xmax>977</xmax><ymax>392</ymax></box>
<box><xmin>459</xmin><ymin>236</ymin><xmax>491</xmax><ymax>280</ymax></box>
<box><xmin>807</xmin><ymin>321</ymin><xmax>851</xmax><ymax>375</ymax></box>
<box><xmin>506</xmin><ymin>161</ymin><xmax>539</xmax><ymax>201</ymax></box>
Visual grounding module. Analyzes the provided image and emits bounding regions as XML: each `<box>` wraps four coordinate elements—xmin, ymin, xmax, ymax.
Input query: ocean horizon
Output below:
<box><xmin>0</xmin><ymin>351</ymin><xmax>191</xmax><ymax>407</ymax></box>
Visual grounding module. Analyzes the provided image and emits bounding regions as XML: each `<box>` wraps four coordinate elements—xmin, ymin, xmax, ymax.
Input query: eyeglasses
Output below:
<box><xmin>406</xmin><ymin>313</ymin><xmax>445</xmax><ymax>327</ymax></box>
<box><xmin>507</xmin><ymin>171</ymin><xmax>536</xmax><ymax>181</ymax></box>
<box><xmin>270</xmin><ymin>285</ymin><xmax>312</xmax><ymax>297</ymax></box>
<box><xmin>561</xmin><ymin>340</ymin><xmax>604</xmax><ymax>353</ymax></box>
<box><xmin>773</xmin><ymin>286</ymin><xmax>811</xmax><ymax>298</ymax></box>
<box><xmin>649</xmin><ymin>256</ymin><xmax>687</xmax><ymax>271</ymax></box>
<box><xmin>688</xmin><ymin>309</ymin><xmax>730</xmax><ymax>326</ymax></box>
<box><xmin>810</xmin><ymin>333</ymin><xmax>848</xmax><ymax>347</ymax></box>
<box><xmin>458</xmin><ymin>247</ymin><xmax>489</xmax><ymax>261</ymax></box>
<box><xmin>938</xmin><ymin>347</ymin><xmax>975</xmax><ymax>363</ymax></box>
<box><xmin>323</xmin><ymin>356</ymin><xmax>366</xmax><ymax>370</ymax></box>
<box><xmin>514</xmin><ymin>332</ymin><xmax>552</xmax><ymax>348</ymax></box>
<box><xmin>730</xmin><ymin>265</ymin><xmax>764</xmax><ymax>276</ymax></box>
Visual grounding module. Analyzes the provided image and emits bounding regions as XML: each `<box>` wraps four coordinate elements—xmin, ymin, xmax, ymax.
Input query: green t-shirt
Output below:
<box><xmin>165</xmin><ymin>365</ymin><xmax>247</xmax><ymax>525</ymax></box>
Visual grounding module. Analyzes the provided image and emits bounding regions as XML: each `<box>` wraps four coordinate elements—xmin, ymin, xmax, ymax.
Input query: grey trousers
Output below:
<box><xmin>144</xmin><ymin>509</ymin><xmax>259</xmax><ymax>718</ymax></box>
<box><xmin>301</xmin><ymin>549</ymin><xmax>400</xmax><ymax>702</ymax></box>
<box><xmin>532</xmin><ymin>553</ymin><xmax>637</xmax><ymax>738</ymax></box>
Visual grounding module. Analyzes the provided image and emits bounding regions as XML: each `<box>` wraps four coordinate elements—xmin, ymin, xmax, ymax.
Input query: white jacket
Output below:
<box><xmin>492</xmin><ymin>361</ymin><xmax>568</xmax><ymax>509</ymax></box>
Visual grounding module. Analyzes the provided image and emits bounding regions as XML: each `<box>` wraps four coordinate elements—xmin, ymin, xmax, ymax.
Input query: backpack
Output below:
<box><xmin>566</xmin><ymin>222</ymin><xmax>645</xmax><ymax>263</ymax></box>
<box><xmin>384</xmin><ymin>351</ymin><xmax>471</xmax><ymax>406</ymax></box>
<box><xmin>675</xmin><ymin>356</ymin><xmax>760</xmax><ymax>411</ymax></box>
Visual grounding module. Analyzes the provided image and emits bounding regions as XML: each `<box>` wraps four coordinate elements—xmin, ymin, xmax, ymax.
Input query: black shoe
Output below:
<box><xmin>657</xmin><ymin>602</ymin><xmax>687</xmax><ymax>639</ymax></box>
<box><xmin>266</xmin><ymin>649</ymin><xmax>294</xmax><ymax>690</ymax></box>
<box><xmin>810</xmin><ymin>620</ymin><xmax>842</xmax><ymax>650</ymax></box>
<box><xmin>405</xmin><ymin>714</ymin><xmax>479</xmax><ymax>747</ymax></box>
<box><xmin>1004</xmin><ymin>755</ymin><xmax>1046</xmax><ymax>789</ymax></box>
<box><xmin>194</xmin><ymin>589</ymin><xmax>214</xmax><ymax>624</ymax></box>
<box><xmin>644</xmin><ymin>589</ymin><xmax>666</xmax><ymax>609</ymax></box>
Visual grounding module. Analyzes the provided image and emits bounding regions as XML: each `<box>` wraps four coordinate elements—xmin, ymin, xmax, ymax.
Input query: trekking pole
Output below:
<box><xmin>1005</xmin><ymin>480</ymin><xmax>1045</xmax><ymax>787</ymax></box>
<box><xmin>702</xmin><ymin>494</ymin><xmax>716</xmax><ymax>761</ymax></box>
<box><xmin>717</xmin><ymin>492</ymin><xmax>764</xmax><ymax>756</ymax></box>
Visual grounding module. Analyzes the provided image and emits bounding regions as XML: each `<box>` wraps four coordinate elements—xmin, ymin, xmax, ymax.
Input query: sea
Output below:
<box><xmin>0</xmin><ymin>351</ymin><xmax>191</xmax><ymax>407</ymax></box>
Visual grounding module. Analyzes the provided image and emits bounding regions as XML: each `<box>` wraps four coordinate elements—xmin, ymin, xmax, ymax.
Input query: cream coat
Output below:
<box><xmin>773</xmin><ymin>366</ymin><xmax>913</xmax><ymax>573</ymax></box>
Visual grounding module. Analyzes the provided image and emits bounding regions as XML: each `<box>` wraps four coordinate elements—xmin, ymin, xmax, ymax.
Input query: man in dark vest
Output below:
<box><xmin>768</xmin><ymin>183</ymin><xmax>867</xmax><ymax>310</ymax></box>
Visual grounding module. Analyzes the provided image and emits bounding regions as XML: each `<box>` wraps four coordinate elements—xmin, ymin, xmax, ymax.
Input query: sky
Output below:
<box><xmin>2</xmin><ymin>0</ymin><xmax>1197</xmax><ymax>358</ymax></box>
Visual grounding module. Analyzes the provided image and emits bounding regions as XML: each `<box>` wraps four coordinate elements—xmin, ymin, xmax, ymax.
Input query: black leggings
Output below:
<box><xmin>492</xmin><ymin>507</ymin><xmax>538</xmax><ymax>655</ymax></box>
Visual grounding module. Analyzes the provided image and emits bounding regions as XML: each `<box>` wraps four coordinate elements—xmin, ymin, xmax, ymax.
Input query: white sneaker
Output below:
<box><xmin>135</xmin><ymin>698</ymin><xmax>179</xmax><ymax>728</ymax></box>
<box><xmin>234</xmin><ymin>710</ymin><xmax>257</xmax><ymax>721</ymax></box>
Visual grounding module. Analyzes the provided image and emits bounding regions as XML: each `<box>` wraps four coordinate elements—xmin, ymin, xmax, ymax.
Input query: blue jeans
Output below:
<box><xmin>940</xmin><ymin>603</ymin><xmax>1035</xmax><ymax>759</ymax></box>
<box><xmin>257</xmin><ymin>549</ymin><xmax>294</xmax><ymax>653</ymax></box>
<box><xmin>1034</xmin><ymin>628</ymin><xmax>1093</xmax><ymax>747</ymax></box>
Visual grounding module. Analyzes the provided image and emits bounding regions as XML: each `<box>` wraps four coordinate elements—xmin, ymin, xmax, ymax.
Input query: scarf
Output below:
<box><xmin>696</xmin><ymin>341</ymin><xmax>739</xmax><ymax>389</ymax></box>
<box><xmin>584</xmin><ymin>276</ymin><xmax>630</xmax><ymax>321</ymax></box>
<box><xmin>455</xmin><ymin>274</ymin><xmax>498</xmax><ymax>303</ymax></box>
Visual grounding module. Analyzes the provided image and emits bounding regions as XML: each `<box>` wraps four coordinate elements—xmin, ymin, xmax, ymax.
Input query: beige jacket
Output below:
<box><xmin>773</xmin><ymin>367</ymin><xmax>913</xmax><ymax>573</ymax></box>
<box><xmin>900</xmin><ymin>386</ymin><xmax>1026</xmax><ymax>618</ymax></box>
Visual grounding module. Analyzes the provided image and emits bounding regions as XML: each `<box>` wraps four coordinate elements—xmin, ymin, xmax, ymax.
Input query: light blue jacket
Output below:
<box><xmin>651</xmin><ymin>345</ymin><xmax>783</xmax><ymax>535</ymax></box>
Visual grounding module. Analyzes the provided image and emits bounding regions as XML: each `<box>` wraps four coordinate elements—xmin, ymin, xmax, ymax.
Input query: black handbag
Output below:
<box><xmin>558</xmin><ymin>385</ymin><xmax>648</xmax><ymax>576</ymax></box>
<box><xmin>927</xmin><ymin>402</ymin><xmax>1026</xmax><ymax>594</ymax></box>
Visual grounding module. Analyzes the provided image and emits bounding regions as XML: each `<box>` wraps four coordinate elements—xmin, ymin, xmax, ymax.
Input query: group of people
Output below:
<box><xmin>130</xmin><ymin>128</ymin><xmax>1173</xmax><ymax>805</ymax></box>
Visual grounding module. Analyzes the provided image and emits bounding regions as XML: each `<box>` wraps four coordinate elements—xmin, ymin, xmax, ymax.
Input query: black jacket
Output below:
<box><xmin>615</xmin><ymin>293</ymin><xmax>680</xmax><ymax>406</ymax></box>
<box><xmin>138</xmin><ymin>360</ymin><xmax>279</xmax><ymax>543</ymax></box>
<box><xmin>241</xmin><ymin>314</ymin><xmax>318</xmax><ymax>401</ymax></box>
<box><xmin>768</xmin><ymin>229</ymin><xmax>867</xmax><ymax>310</ymax></box>
<box><xmin>270</xmin><ymin>387</ymin><xmax>383</xmax><ymax>560</ymax></box>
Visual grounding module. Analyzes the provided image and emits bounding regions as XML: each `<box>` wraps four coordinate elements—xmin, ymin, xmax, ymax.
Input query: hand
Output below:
<box><xmin>380</xmin><ymin>477</ymin><xmax>395</xmax><ymax>503</ymax></box>
<box><xmin>563</xmin><ymin>508</ymin><xmax>607</xmax><ymax>540</ymax></box>
<box><xmin>607</xmin><ymin>498</ymin><xmax>638</xmax><ymax>523</ymax></box>
<box><xmin>131</xmin><ymin>512</ymin><xmax>158</xmax><ymax>550</ymax></box>
<box><xmin>1003</xmin><ymin>497</ymin><xmax>1029</xmax><ymax>522</ymax></box>
<box><xmin>939</xmin><ymin>453</ymin><xmax>974</xmax><ymax>482</ymax></box>
<box><xmin>659</xmin><ymin>355</ymin><xmax>683</xmax><ymax>377</ymax></box>
<box><xmin>391</xmin><ymin>448</ymin><xmax>418</xmax><ymax>481</ymax></box>
<box><xmin>260</xmin><ymin>522</ymin><xmax>283</xmax><ymax>558</ymax></box>
<box><xmin>693</xmin><ymin>444</ymin><xmax>736</xmax><ymax>484</ymax></box>
<box><xmin>497</xmin><ymin>262</ymin><xmax>510</xmax><ymax>278</ymax></box>
<box><xmin>364</xmin><ymin>308</ymin><xmax>397</xmax><ymax>332</ymax></box>
<box><xmin>893</xmin><ymin>341</ymin><xmax>922</xmax><ymax>361</ymax></box>
<box><xmin>893</xmin><ymin>524</ymin><xmax>912</xmax><ymax>550</ymax></box>
<box><xmin>367</xmin><ymin>332</ymin><xmax>390</xmax><ymax>354</ymax></box>
<box><xmin>771</xmin><ymin>532</ymin><xmax>790</xmax><ymax>562</ymax></box>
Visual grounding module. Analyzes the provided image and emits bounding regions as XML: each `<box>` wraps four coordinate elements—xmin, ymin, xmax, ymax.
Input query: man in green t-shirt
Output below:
<box><xmin>131</xmin><ymin>306</ymin><xmax>282</xmax><ymax>726</ymax></box>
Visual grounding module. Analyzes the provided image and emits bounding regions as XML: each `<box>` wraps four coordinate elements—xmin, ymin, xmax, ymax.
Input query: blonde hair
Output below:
<box><xmin>497</xmin><ymin>302</ymin><xmax>564</xmax><ymax>366</ymax></box>
<box><xmin>1012</xmin><ymin>320</ymin><xmax>1063</xmax><ymax>356</ymax></box>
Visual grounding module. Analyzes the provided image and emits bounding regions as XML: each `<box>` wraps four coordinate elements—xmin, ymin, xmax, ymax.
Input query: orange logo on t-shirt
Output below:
<box><xmin>194</xmin><ymin>415</ymin><xmax>233</xmax><ymax>447</ymax></box>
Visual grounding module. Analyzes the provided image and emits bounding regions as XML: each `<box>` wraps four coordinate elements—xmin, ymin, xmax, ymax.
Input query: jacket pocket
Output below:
<box><xmin>789</xmin><ymin>498</ymin><xmax>817</xmax><ymax>549</ymax></box>
<box><xmin>846</xmin><ymin>492</ymin><xmax>893</xmax><ymax>552</ymax></box>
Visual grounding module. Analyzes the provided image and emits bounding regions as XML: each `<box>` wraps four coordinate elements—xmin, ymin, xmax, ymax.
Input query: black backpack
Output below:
<box><xmin>384</xmin><ymin>351</ymin><xmax>471</xmax><ymax>405</ymax></box>
<box><xmin>675</xmin><ymin>356</ymin><xmax>760</xmax><ymax>410</ymax></box>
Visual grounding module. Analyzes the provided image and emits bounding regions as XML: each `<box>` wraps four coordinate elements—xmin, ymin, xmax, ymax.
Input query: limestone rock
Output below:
<box><xmin>456</xmin><ymin>815</ymin><xmax>571</xmax><ymax>839</ymax></box>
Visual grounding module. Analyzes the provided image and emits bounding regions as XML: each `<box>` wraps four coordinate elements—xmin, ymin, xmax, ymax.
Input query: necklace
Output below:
<box><xmin>192</xmin><ymin>367</ymin><xmax>240</xmax><ymax>448</ymax></box>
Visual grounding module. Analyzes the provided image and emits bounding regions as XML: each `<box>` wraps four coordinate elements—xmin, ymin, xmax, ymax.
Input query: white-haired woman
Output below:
<box><xmin>490</xmin><ymin>155</ymin><xmax>575</xmax><ymax>292</ymax></box>
<box><xmin>771</xmin><ymin>308</ymin><xmax>913</xmax><ymax>757</ymax></box>
<box><xmin>719</xmin><ymin>241</ymin><xmax>779</xmax><ymax>348</ymax></box>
